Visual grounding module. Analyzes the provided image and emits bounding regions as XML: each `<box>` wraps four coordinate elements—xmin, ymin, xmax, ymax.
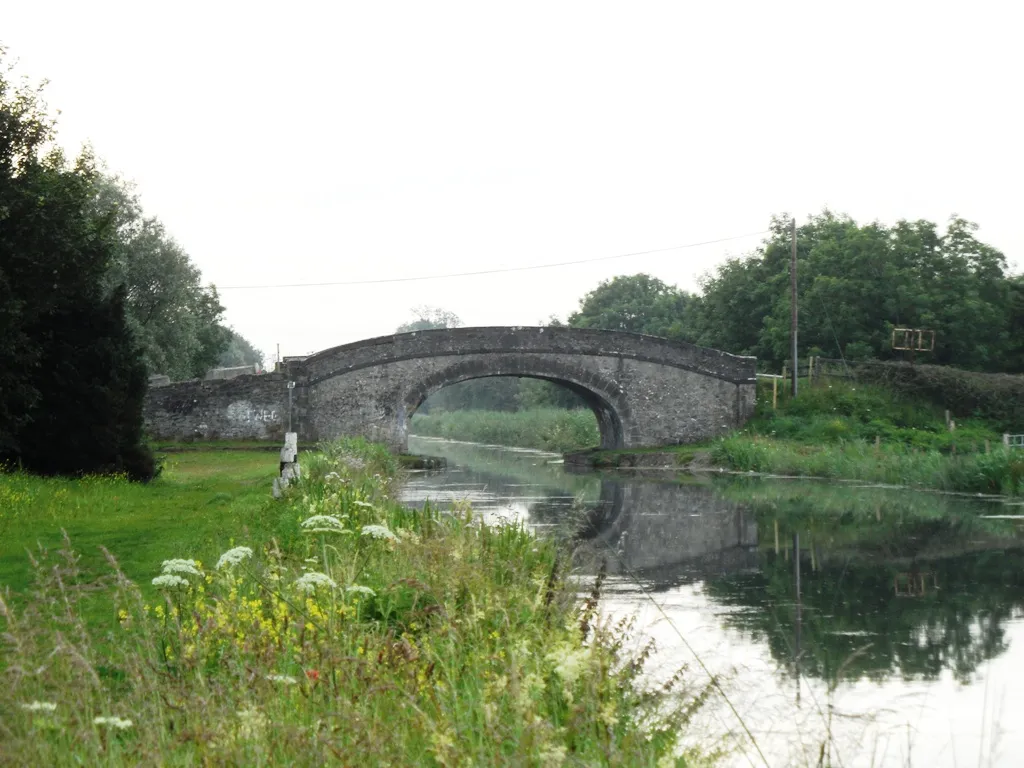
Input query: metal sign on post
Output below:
<box><xmin>891</xmin><ymin>328</ymin><xmax>935</xmax><ymax>364</ymax></box>
<box><xmin>891</xmin><ymin>328</ymin><xmax>935</xmax><ymax>352</ymax></box>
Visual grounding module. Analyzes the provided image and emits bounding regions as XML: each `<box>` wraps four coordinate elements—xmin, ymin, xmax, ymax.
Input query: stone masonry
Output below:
<box><xmin>143</xmin><ymin>327</ymin><xmax>757</xmax><ymax>451</ymax></box>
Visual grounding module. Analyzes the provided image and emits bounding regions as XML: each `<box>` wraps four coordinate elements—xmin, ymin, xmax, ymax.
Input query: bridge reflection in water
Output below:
<box><xmin>404</xmin><ymin>436</ymin><xmax>1024</xmax><ymax>767</ymax></box>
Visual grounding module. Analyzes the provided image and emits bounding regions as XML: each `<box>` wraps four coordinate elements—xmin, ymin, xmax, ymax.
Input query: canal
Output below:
<box><xmin>404</xmin><ymin>435</ymin><xmax>1024</xmax><ymax>767</ymax></box>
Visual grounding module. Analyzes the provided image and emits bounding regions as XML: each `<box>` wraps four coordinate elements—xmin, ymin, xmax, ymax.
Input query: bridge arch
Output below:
<box><xmin>402</xmin><ymin>357</ymin><xmax>637</xmax><ymax>450</ymax></box>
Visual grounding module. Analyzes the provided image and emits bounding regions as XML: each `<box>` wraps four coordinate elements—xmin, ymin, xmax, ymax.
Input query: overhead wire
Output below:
<box><xmin>217</xmin><ymin>230</ymin><xmax>769</xmax><ymax>290</ymax></box>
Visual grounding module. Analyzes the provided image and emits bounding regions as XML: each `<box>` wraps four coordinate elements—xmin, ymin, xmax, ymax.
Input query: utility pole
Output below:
<box><xmin>790</xmin><ymin>217</ymin><xmax>799</xmax><ymax>397</ymax></box>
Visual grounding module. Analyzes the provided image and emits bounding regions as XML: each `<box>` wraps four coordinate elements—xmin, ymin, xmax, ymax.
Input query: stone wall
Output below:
<box><xmin>144</xmin><ymin>373</ymin><xmax>291</xmax><ymax>440</ymax></box>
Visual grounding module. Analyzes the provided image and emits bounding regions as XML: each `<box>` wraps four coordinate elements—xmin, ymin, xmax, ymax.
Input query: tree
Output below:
<box><xmin>95</xmin><ymin>175</ymin><xmax>230</xmax><ymax>380</ymax></box>
<box><xmin>568</xmin><ymin>274</ymin><xmax>694</xmax><ymax>340</ymax></box>
<box><xmin>218</xmin><ymin>329</ymin><xmax>266</xmax><ymax>369</ymax></box>
<box><xmin>691</xmin><ymin>212</ymin><xmax>1017</xmax><ymax>372</ymax></box>
<box><xmin>396</xmin><ymin>306</ymin><xmax>462</xmax><ymax>333</ymax></box>
<box><xmin>0</xmin><ymin>57</ymin><xmax>154</xmax><ymax>478</ymax></box>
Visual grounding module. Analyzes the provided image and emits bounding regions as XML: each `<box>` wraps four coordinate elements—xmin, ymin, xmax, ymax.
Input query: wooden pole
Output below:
<box><xmin>790</xmin><ymin>217</ymin><xmax>799</xmax><ymax>397</ymax></box>
<box><xmin>772</xmin><ymin>376</ymin><xmax>778</xmax><ymax>410</ymax></box>
<box><xmin>808</xmin><ymin>355</ymin><xmax>815</xmax><ymax>387</ymax></box>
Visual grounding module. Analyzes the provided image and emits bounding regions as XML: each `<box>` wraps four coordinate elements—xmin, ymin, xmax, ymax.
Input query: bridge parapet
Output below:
<box><xmin>296</xmin><ymin>327</ymin><xmax>755</xmax><ymax>385</ymax></box>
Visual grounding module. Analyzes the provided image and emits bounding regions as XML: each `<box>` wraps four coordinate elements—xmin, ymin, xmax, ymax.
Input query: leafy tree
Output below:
<box><xmin>217</xmin><ymin>329</ymin><xmax>266</xmax><ymax>368</ymax></box>
<box><xmin>95</xmin><ymin>175</ymin><xmax>229</xmax><ymax>380</ymax></box>
<box><xmin>568</xmin><ymin>274</ymin><xmax>694</xmax><ymax>339</ymax></box>
<box><xmin>396</xmin><ymin>306</ymin><xmax>462</xmax><ymax>334</ymax></box>
<box><xmin>692</xmin><ymin>212</ymin><xmax>1017</xmax><ymax>371</ymax></box>
<box><xmin>0</xmin><ymin>58</ymin><xmax>154</xmax><ymax>478</ymax></box>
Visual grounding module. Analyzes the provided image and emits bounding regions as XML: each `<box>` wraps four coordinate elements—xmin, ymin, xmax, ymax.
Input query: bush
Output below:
<box><xmin>853</xmin><ymin>362</ymin><xmax>1024</xmax><ymax>432</ymax></box>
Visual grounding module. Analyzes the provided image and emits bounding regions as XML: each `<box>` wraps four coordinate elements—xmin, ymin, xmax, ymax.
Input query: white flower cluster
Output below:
<box><xmin>300</xmin><ymin>514</ymin><xmax>349</xmax><ymax>534</ymax></box>
<box><xmin>345</xmin><ymin>585</ymin><xmax>376</xmax><ymax>598</ymax></box>
<box><xmin>545</xmin><ymin>644</ymin><xmax>591</xmax><ymax>686</ymax></box>
<box><xmin>20</xmin><ymin>701</ymin><xmax>57</xmax><ymax>713</ymax></box>
<box><xmin>352</xmin><ymin>500</ymin><xmax>375</xmax><ymax>509</ymax></box>
<box><xmin>94</xmin><ymin>716</ymin><xmax>133</xmax><ymax>729</ymax></box>
<box><xmin>293</xmin><ymin>572</ymin><xmax>337</xmax><ymax>594</ymax></box>
<box><xmin>360</xmin><ymin>524</ymin><xmax>398</xmax><ymax>542</ymax></box>
<box><xmin>265</xmin><ymin>673</ymin><xmax>298</xmax><ymax>685</ymax></box>
<box><xmin>160</xmin><ymin>559</ymin><xmax>201</xmax><ymax>577</ymax></box>
<box><xmin>152</xmin><ymin>574</ymin><xmax>190</xmax><ymax>588</ymax></box>
<box><xmin>216</xmin><ymin>546</ymin><xmax>254</xmax><ymax>570</ymax></box>
<box><xmin>153</xmin><ymin>557</ymin><xmax>202</xmax><ymax>587</ymax></box>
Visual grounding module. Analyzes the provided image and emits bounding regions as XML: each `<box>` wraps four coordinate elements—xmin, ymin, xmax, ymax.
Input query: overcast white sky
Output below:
<box><xmin>5</xmin><ymin>1</ymin><xmax>1022</xmax><ymax>362</ymax></box>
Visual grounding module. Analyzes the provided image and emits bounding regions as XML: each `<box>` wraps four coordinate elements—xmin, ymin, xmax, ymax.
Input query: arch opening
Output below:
<box><xmin>406</xmin><ymin>372</ymin><xmax>626</xmax><ymax>451</ymax></box>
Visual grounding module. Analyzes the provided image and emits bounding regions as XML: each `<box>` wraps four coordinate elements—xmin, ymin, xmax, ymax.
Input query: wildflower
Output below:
<box><xmin>216</xmin><ymin>546</ymin><xmax>253</xmax><ymax>569</ymax></box>
<box><xmin>360</xmin><ymin>524</ymin><xmax>398</xmax><ymax>542</ymax></box>
<box><xmin>237</xmin><ymin>707</ymin><xmax>267</xmax><ymax>740</ymax></box>
<box><xmin>306</xmin><ymin>669</ymin><xmax>320</xmax><ymax>682</ymax></box>
<box><xmin>352</xmin><ymin>500</ymin><xmax>374</xmax><ymax>508</ymax></box>
<box><xmin>20</xmin><ymin>701</ymin><xmax>57</xmax><ymax>713</ymax></box>
<box><xmin>546</xmin><ymin>644</ymin><xmax>591</xmax><ymax>686</ymax></box>
<box><xmin>265</xmin><ymin>674</ymin><xmax>299</xmax><ymax>685</ymax></box>
<box><xmin>152</xmin><ymin>574</ymin><xmax>190</xmax><ymax>589</ymax></box>
<box><xmin>346</xmin><ymin>584</ymin><xmax>376</xmax><ymax>597</ymax></box>
<box><xmin>300</xmin><ymin>514</ymin><xmax>349</xmax><ymax>534</ymax></box>
<box><xmin>160</xmin><ymin>558</ymin><xmax>201</xmax><ymax>577</ymax></box>
<box><xmin>94</xmin><ymin>716</ymin><xmax>133</xmax><ymax>730</ymax></box>
<box><xmin>324</xmin><ymin>471</ymin><xmax>341</xmax><ymax>481</ymax></box>
<box><xmin>293</xmin><ymin>572</ymin><xmax>337</xmax><ymax>594</ymax></box>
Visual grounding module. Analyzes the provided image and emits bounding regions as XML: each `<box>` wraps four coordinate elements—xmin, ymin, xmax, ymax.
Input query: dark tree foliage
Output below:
<box><xmin>568</xmin><ymin>274</ymin><xmax>694</xmax><ymax>340</ymax></box>
<box><xmin>95</xmin><ymin>174</ymin><xmax>230</xmax><ymax>380</ymax></box>
<box><xmin>0</xmin><ymin>57</ymin><xmax>155</xmax><ymax>479</ymax></box>
<box><xmin>692</xmin><ymin>212</ymin><xmax>1019</xmax><ymax>371</ymax></box>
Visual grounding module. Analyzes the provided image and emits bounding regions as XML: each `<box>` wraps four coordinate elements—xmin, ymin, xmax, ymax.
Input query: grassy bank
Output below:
<box><xmin>584</xmin><ymin>381</ymin><xmax>1024</xmax><ymax>496</ymax></box>
<box><xmin>1</xmin><ymin>441</ymin><xmax>706</xmax><ymax>765</ymax></box>
<box><xmin>0</xmin><ymin>451</ymin><xmax>280</xmax><ymax>603</ymax></box>
<box><xmin>411</xmin><ymin>407</ymin><xmax>600</xmax><ymax>452</ymax></box>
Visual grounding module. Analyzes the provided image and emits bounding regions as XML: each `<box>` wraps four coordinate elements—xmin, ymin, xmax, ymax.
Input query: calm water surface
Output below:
<box><xmin>404</xmin><ymin>436</ymin><xmax>1024</xmax><ymax>768</ymax></box>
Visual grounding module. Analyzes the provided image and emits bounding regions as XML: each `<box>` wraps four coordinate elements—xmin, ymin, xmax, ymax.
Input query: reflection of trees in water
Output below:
<box><xmin>705</xmin><ymin>538</ymin><xmax>1024</xmax><ymax>685</ymax></box>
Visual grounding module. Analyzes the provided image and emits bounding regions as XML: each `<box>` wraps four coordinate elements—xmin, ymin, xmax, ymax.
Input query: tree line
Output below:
<box><xmin>406</xmin><ymin>213</ymin><xmax>1021</xmax><ymax>414</ymax></box>
<box><xmin>572</xmin><ymin>213</ymin><xmax>1023</xmax><ymax>373</ymax></box>
<box><xmin>1</xmin><ymin>55</ymin><xmax>260</xmax><ymax>478</ymax></box>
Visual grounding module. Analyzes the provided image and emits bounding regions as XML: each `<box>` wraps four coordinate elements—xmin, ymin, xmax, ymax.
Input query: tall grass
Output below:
<box><xmin>0</xmin><ymin>439</ymin><xmax>708</xmax><ymax>765</ymax></box>
<box><xmin>712</xmin><ymin>436</ymin><xmax>1024</xmax><ymax>496</ymax></box>
<box><xmin>411</xmin><ymin>408</ymin><xmax>600</xmax><ymax>452</ymax></box>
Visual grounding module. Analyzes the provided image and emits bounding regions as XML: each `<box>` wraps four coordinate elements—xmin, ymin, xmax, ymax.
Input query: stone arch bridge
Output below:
<box><xmin>144</xmin><ymin>327</ymin><xmax>756</xmax><ymax>451</ymax></box>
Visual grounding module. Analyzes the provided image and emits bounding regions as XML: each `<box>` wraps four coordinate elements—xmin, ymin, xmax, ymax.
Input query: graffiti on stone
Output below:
<box><xmin>226</xmin><ymin>400</ymin><xmax>279</xmax><ymax>425</ymax></box>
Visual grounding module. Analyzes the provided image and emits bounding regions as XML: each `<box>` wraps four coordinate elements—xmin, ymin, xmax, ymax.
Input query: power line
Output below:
<box><xmin>217</xmin><ymin>230</ymin><xmax>769</xmax><ymax>290</ymax></box>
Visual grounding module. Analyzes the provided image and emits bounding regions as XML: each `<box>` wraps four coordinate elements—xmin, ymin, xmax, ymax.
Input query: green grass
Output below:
<box><xmin>411</xmin><ymin>407</ymin><xmax>600</xmax><ymax>452</ymax></box>
<box><xmin>0</xmin><ymin>451</ymin><xmax>280</xmax><ymax>607</ymax></box>
<box><xmin>0</xmin><ymin>441</ymin><xmax>708</xmax><ymax>766</ymax></box>
<box><xmin>711</xmin><ymin>436</ymin><xmax>1024</xmax><ymax>495</ymax></box>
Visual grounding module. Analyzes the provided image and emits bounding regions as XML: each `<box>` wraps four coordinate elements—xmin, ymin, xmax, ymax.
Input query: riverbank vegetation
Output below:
<box><xmin>712</xmin><ymin>380</ymin><xmax>1023</xmax><ymax>495</ymax></box>
<box><xmin>579</xmin><ymin>381</ymin><xmax>1023</xmax><ymax>496</ymax></box>
<box><xmin>1</xmin><ymin>440</ymin><xmax>706</xmax><ymax>765</ymax></box>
